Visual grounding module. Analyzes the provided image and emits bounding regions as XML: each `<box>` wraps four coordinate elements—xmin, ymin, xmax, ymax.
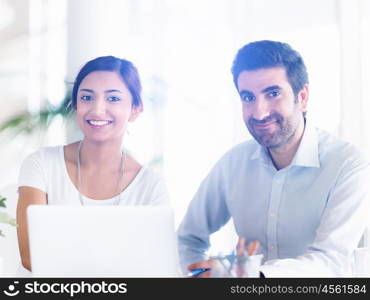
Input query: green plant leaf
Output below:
<box><xmin>0</xmin><ymin>95</ymin><xmax>74</xmax><ymax>137</ymax></box>
<box><xmin>0</xmin><ymin>196</ymin><xmax>6</xmax><ymax>208</ymax></box>
<box><xmin>0</xmin><ymin>211</ymin><xmax>17</xmax><ymax>227</ymax></box>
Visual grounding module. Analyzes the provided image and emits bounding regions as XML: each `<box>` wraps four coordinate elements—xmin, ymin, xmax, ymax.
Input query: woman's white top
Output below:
<box><xmin>16</xmin><ymin>146</ymin><xmax>170</xmax><ymax>277</ymax></box>
<box><xmin>18</xmin><ymin>145</ymin><xmax>170</xmax><ymax>206</ymax></box>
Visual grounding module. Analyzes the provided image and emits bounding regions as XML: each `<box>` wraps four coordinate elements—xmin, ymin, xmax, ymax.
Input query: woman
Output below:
<box><xmin>16</xmin><ymin>56</ymin><xmax>169</xmax><ymax>272</ymax></box>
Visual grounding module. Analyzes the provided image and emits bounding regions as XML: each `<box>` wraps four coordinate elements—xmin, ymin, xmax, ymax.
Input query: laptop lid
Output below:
<box><xmin>27</xmin><ymin>205</ymin><xmax>181</xmax><ymax>277</ymax></box>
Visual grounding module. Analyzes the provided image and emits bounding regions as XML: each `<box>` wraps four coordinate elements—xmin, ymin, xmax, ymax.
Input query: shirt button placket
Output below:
<box><xmin>267</xmin><ymin>171</ymin><xmax>285</xmax><ymax>260</ymax></box>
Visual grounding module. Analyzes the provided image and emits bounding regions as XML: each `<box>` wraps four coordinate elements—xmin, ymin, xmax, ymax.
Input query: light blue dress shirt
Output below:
<box><xmin>178</xmin><ymin>122</ymin><xmax>370</xmax><ymax>277</ymax></box>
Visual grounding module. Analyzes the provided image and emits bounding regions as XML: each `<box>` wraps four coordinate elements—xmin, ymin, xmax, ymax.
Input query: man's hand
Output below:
<box><xmin>235</xmin><ymin>237</ymin><xmax>260</xmax><ymax>277</ymax></box>
<box><xmin>187</xmin><ymin>260</ymin><xmax>213</xmax><ymax>278</ymax></box>
<box><xmin>236</xmin><ymin>237</ymin><xmax>260</xmax><ymax>256</ymax></box>
<box><xmin>187</xmin><ymin>238</ymin><xmax>260</xmax><ymax>278</ymax></box>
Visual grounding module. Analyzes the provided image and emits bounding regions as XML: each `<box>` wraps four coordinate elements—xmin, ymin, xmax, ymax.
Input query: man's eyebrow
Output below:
<box><xmin>239</xmin><ymin>89</ymin><xmax>254</xmax><ymax>97</ymax></box>
<box><xmin>261</xmin><ymin>85</ymin><xmax>282</xmax><ymax>93</ymax></box>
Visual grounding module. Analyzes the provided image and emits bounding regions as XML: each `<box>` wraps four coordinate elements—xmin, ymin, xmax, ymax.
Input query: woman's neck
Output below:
<box><xmin>79</xmin><ymin>139</ymin><xmax>124</xmax><ymax>169</ymax></box>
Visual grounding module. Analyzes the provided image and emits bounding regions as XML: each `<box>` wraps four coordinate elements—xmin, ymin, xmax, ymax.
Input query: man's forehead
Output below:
<box><xmin>237</xmin><ymin>67</ymin><xmax>290</xmax><ymax>92</ymax></box>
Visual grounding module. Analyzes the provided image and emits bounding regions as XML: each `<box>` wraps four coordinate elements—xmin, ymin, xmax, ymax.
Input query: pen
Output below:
<box><xmin>187</xmin><ymin>268</ymin><xmax>211</xmax><ymax>277</ymax></box>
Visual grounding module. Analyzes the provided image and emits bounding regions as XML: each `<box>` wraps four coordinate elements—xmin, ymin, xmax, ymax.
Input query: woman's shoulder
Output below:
<box><xmin>124</xmin><ymin>164</ymin><xmax>169</xmax><ymax>206</ymax></box>
<box><xmin>137</xmin><ymin>165</ymin><xmax>164</xmax><ymax>182</ymax></box>
<box><xmin>132</xmin><ymin>167</ymin><xmax>168</xmax><ymax>200</ymax></box>
<box><xmin>23</xmin><ymin>145</ymin><xmax>64</xmax><ymax>164</ymax></box>
<box><xmin>125</xmin><ymin>154</ymin><xmax>164</xmax><ymax>187</ymax></box>
<box><xmin>19</xmin><ymin>145</ymin><xmax>65</xmax><ymax>186</ymax></box>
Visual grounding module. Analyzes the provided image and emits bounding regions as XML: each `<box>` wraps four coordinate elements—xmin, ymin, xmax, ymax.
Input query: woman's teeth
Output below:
<box><xmin>87</xmin><ymin>120</ymin><xmax>112</xmax><ymax>126</ymax></box>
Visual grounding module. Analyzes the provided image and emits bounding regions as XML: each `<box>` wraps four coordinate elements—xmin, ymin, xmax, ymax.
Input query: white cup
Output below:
<box><xmin>209</xmin><ymin>253</ymin><xmax>264</xmax><ymax>278</ymax></box>
<box><xmin>244</xmin><ymin>254</ymin><xmax>263</xmax><ymax>278</ymax></box>
<box><xmin>231</xmin><ymin>254</ymin><xmax>263</xmax><ymax>278</ymax></box>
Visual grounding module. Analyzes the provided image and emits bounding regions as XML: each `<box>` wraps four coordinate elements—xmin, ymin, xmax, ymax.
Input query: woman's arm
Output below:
<box><xmin>16</xmin><ymin>186</ymin><xmax>47</xmax><ymax>272</ymax></box>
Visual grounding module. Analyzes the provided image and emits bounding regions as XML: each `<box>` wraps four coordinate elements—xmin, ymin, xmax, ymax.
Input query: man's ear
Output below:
<box><xmin>298</xmin><ymin>84</ymin><xmax>309</xmax><ymax>113</ymax></box>
<box><xmin>128</xmin><ymin>105</ymin><xmax>142</xmax><ymax>122</ymax></box>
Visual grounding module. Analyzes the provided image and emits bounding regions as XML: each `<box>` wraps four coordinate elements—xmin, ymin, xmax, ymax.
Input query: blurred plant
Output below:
<box><xmin>0</xmin><ymin>196</ymin><xmax>17</xmax><ymax>237</ymax></box>
<box><xmin>0</xmin><ymin>95</ymin><xmax>73</xmax><ymax>138</ymax></box>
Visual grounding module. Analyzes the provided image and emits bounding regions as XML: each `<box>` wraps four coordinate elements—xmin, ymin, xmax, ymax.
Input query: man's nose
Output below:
<box><xmin>251</xmin><ymin>98</ymin><xmax>270</xmax><ymax>121</ymax></box>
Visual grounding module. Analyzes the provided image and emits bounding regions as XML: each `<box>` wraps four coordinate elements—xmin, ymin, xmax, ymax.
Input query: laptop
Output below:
<box><xmin>27</xmin><ymin>205</ymin><xmax>182</xmax><ymax>277</ymax></box>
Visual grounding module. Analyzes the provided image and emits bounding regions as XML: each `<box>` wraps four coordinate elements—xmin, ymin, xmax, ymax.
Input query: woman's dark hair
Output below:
<box><xmin>71</xmin><ymin>56</ymin><xmax>143</xmax><ymax>110</ymax></box>
<box><xmin>231</xmin><ymin>40</ymin><xmax>308</xmax><ymax>96</ymax></box>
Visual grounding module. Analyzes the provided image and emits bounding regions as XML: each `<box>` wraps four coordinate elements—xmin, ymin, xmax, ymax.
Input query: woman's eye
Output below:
<box><xmin>107</xmin><ymin>96</ymin><xmax>121</xmax><ymax>102</ymax></box>
<box><xmin>80</xmin><ymin>95</ymin><xmax>92</xmax><ymax>101</ymax></box>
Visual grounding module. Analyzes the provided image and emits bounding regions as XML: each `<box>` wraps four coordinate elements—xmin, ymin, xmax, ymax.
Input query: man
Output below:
<box><xmin>177</xmin><ymin>40</ymin><xmax>370</xmax><ymax>277</ymax></box>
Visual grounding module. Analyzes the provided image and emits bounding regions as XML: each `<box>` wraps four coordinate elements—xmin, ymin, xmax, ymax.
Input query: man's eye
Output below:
<box><xmin>80</xmin><ymin>95</ymin><xmax>92</xmax><ymax>101</ymax></box>
<box><xmin>107</xmin><ymin>96</ymin><xmax>121</xmax><ymax>102</ymax></box>
<box><xmin>242</xmin><ymin>95</ymin><xmax>255</xmax><ymax>102</ymax></box>
<box><xmin>268</xmin><ymin>91</ymin><xmax>280</xmax><ymax>98</ymax></box>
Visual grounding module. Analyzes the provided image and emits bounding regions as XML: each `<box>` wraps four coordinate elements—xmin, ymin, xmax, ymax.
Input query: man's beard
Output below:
<box><xmin>246</xmin><ymin>112</ymin><xmax>299</xmax><ymax>149</ymax></box>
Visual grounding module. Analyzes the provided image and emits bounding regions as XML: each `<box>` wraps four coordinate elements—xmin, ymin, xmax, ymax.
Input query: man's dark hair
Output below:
<box><xmin>231</xmin><ymin>40</ymin><xmax>309</xmax><ymax>96</ymax></box>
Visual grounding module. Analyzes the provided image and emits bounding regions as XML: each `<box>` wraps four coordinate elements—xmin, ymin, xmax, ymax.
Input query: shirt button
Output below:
<box><xmin>270</xmin><ymin>245</ymin><xmax>274</xmax><ymax>249</ymax></box>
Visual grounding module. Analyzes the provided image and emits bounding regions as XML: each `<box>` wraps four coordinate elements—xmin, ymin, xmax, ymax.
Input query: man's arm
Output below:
<box><xmin>177</xmin><ymin>157</ymin><xmax>231</xmax><ymax>274</ymax></box>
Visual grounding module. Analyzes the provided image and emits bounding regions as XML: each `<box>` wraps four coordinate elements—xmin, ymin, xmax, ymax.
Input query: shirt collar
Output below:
<box><xmin>250</xmin><ymin>119</ymin><xmax>320</xmax><ymax>168</ymax></box>
<box><xmin>291</xmin><ymin>120</ymin><xmax>320</xmax><ymax>168</ymax></box>
<box><xmin>250</xmin><ymin>143</ymin><xmax>271</xmax><ymax>165</ymax></box>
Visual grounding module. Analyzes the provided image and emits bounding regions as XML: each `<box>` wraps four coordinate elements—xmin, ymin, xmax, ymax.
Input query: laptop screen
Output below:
<box><xmin>27</xmin><ymin>205</ymin><xmax>181</xmax><ymax>277</ymax></box>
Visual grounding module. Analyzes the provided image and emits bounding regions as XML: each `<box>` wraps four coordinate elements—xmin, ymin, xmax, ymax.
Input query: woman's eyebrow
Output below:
<box><xmin>79</xmin><ymin>88</ymin><xmax>94</xmax><ymax>93</ymax></box>
<box><xmin>79</xmin><ymin>89</ymin><xmax>123</xmax><ymax>93</ymax></box>
<box><xmin>105</xmin><ymin>89</ymin><xmax>122</xmax><ymax>93</ymax></box>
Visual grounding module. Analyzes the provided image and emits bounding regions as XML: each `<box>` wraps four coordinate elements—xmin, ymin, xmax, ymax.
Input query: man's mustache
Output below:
<box><xmin>248</xmin><ymin>114</ymin><xmax>283</xmax><ymax>126</ymax></box>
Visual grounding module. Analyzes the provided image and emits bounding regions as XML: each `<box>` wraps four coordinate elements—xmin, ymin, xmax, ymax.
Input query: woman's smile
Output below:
<box><xmin>86</xmin><ymin>119</ymin><xmax>113</xmax><ymax>128</ymax></box>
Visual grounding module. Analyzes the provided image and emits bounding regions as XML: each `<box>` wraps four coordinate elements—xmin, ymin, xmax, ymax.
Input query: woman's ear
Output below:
<box><xmin>128</xmin><ymin>105</ymin><xmax>142</xmax><ymax>122</ymax></box>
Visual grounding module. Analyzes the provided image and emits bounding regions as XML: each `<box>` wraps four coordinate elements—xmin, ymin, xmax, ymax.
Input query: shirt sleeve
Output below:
<box><xmin>177</xmin><ymin>155</ymin><xmax>231</xmax><ymax>274</ymax></box>
<box><xmin>260</xmin><ymin>156</ymin><xmax>370</xmax><ymax>277</ymax></box>
<box><xmin>18</xmin><ymin>150</ymin><xmax>47</xmax><ymax>193</ymax></box>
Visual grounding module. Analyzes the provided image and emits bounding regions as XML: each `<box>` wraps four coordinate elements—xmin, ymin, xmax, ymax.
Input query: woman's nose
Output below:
<box><xmin>91</xmin><ymin>97</ymin><xmax>106</xmax><ymax>116</ymax></box>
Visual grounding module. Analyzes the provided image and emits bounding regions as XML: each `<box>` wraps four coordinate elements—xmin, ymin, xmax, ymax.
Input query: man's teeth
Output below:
<box><xmin>88</xmin><ymin>120</ymin><xmax>111</xmax><ymax>126</ymax></box>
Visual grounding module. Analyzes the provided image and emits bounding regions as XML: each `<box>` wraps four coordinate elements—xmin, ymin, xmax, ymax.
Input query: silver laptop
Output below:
<box><xmin>27</xmin><ymin>205</ymin><xmax>181</xmax><ymax>277</ymax></box>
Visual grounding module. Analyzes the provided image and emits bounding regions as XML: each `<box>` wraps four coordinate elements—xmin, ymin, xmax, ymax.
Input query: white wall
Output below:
<box><xmin>1</xmin><ymin>1</ymin><xmax>370</xmax><ymax>273</ymax></box>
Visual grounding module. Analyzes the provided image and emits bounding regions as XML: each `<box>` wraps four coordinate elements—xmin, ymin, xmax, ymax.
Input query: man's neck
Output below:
<box><xmin>268</xmin><ymin>119</ymin><xmax>305</xmax><ymax>170</ymax></box>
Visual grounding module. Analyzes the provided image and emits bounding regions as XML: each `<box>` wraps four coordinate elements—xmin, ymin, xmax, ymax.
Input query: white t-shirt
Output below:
<box><xmin>18</xmin><ymin>145</ymin><xmax>170</xmax><ymax>206</ymax></box>
<box><xmin>16</xmin><ymin>145</ymin><xmax>170</xmax><ymax>277</ymax></box>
